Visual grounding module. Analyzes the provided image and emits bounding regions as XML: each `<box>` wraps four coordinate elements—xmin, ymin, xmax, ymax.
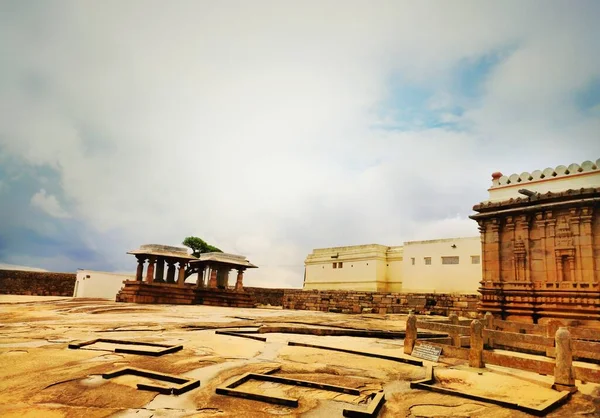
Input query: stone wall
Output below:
<box><xmin>245</xmin><ymin>287</ymin><xmax>287</xmax><ymax>306</ymax></box>
<box><xmin>282</xmin><ymin>290</ymin><xmax>479</xmax><ymax>317</ymax></box>
<box><xmin>0</xmin><ymin>270</ymin><xmax>76</xmax><ymax>296</ymax></box>
<box><xmin>247</xmin><ymin>287</ymin><xmax>480</xmax><ymax>317</ymax></box>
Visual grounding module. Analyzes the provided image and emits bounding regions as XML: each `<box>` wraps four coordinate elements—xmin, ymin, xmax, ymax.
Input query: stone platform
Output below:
<box><xmin>115</xmin><ymin>281</ymin><xmax>257</xmax><ymax>308</ymax></box>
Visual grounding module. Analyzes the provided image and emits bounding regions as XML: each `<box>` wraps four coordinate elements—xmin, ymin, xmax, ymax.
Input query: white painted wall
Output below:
<box><xmin>401</xmin><ymin>237</ymin><xmax>482</xmax><ymax>293</ymax></box>
<box><xmin>304</xmin><ymin>237</ymin><xmax>482</xmax><ymax>293</ymax></box>
<box><xmin>73</xmin><ymin>270</ymin><xmax>133</xmax><ymax>300</ymax></box>
<box><xmin>304</xmin><ymin>244</ymin><xmax>394</xmax><ymax>291</ymax></box>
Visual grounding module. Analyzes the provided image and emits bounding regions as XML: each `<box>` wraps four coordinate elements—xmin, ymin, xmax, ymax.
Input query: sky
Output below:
<box><xmin>0</xmin><ymin>1</ymin><xmax>599</xmax><ymax>287</ymax></box>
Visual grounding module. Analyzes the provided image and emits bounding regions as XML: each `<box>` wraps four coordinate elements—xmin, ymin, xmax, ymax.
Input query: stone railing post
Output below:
<box><xmin>469</xmin><ymin>319</ymin><xmax>484</xmax><ymax>368</ymax></box>
<box><xmin>484</xmin><ymin>312</ymin><xmax>494</xmax><ymax>349</ymax></box>
<box><xmin>449</xmin><ymin>312</ymin><xmax>460</xmax><ymax>347</ymax></box>
<box><xmin>404</xmin><ymin>311</ymin><xmax>417</xmax><ymax>355</ymax></box>
<box><xmin>546</xmin><ymin>320</ymin><xmax>561</xmax><ymax>358</ymax></box>
<box><xmin>553</xmin><ymin>327</ymin><xmax>577</xmax><ymax>393</ymax></box>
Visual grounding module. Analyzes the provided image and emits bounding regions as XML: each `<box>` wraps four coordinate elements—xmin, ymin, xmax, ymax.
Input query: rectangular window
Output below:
<box><xmin>333</xmin><ymin>263</ymin><xmax>337</xmax><ymax>269</ymax></box>
<box><xmin>411</xmin><ymin>258</ymin><xmax>415</xmax><ymax>265</ymax></box>
<box><xmin>471</xmin><ymin>255</ymin><xmax>480</xmax><ymax>264</ymax></box>
<box><xmin>338</xmin><ymin>262</ymin><xmax>343</xmax><ymax>268</ymax></box>
<box><xmin>424</xmin><ymin>257</ymin><xmax>432</xmax><ymax>265</ymax></box>
<box><xmin>442</xmin><ymin>256</ymin><xmax>459</xmax><ymax>265</ymax></box>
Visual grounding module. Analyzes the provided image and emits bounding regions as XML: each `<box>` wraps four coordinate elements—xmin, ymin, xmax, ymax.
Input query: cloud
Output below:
<box><xmin>0</xmin><ymin>1</ymin><xmax>599</xmax><ymax>287</ymax></box>
<box><xmin>30</xmin><ymin>189</ymin><xmax>71</xmax><ymax>219</ymax></box>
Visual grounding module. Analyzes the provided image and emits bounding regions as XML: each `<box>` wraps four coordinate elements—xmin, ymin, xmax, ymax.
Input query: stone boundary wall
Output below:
<box><xmin>247</xmin><ymin>287</ymin><xmax>480</xmax><ymax>317</ymax></box>
<box><xmin>0</xmin><ymin>269</ymin><xmax>76</xmax><ymax>296</ymax></box>
<box><xmin>245</xmin><ymin>287</ymin><xmax>288</xmax><ymax>306</ymax></box>
<box><xmin>282</xmin><ymin>290</ymin><xmax>480</xmax><ymax>316</ymax></box>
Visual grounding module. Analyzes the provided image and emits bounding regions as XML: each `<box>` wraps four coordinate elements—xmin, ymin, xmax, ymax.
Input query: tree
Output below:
<box><xmin>182</xmin><ymin>236</ymin><xmax>223</xmax><ymax>258</ymax></box>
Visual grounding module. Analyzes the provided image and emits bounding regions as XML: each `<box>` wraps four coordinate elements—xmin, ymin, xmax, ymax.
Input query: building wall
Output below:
<box><xmin>0</xmin><ymin>270</ymin><xmax>76</xmax><ymax>296</ymax></box>
<box><xmin>385</xmin><ymin>246</ymin><xmax>403</xmax><ymax>292</ymax></box>
<box><xmin>73</xmin><ymin>270</ymin><xmax>134</xmax><ymax>300</ymax></box>
<box><xmin>304</xmin><ymin>244</ymin><xmax>394</xmax><ymax>291</ymax></box>
<box><xmin>304</xmin><ymin>238</ymin><xmax>481</xmax><ymax>293</ymax></box>
<box><xmin>401</xmin><ymin>237</ymin><xmax>483</xmax><ymax>293</ymax></box>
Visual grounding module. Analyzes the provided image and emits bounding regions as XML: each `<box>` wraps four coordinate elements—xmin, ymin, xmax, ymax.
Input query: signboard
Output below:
<box><xmin>411</xmin><ymin>343</ymin><xmax>442</xmax><ymax>362</ymax></box>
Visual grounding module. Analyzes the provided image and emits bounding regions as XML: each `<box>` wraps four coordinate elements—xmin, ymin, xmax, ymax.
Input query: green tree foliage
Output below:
<box><xmin>182</xmin><ymin>236</ymin><xmax>222</xmax><ymax>258</ymax></box>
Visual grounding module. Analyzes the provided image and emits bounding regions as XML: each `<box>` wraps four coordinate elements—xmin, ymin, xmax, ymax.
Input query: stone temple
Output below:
<box><xmin>471</xmin><ymin>159</ymin><xmax>600</xmax><ymax>326</ymax></box>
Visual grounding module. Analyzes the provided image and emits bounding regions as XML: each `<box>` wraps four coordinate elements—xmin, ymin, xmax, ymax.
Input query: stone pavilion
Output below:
<box><xmin>116</xmin><ymin>244</ymin><xmax>258</xmax><ymax>307</ymax></box>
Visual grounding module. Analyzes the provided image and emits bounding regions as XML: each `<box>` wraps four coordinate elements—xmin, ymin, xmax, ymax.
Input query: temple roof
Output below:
<box><xmin>189</xmin><ymin>252</ymin><xmax>258</xmax><ymax>268</ymax></box>
<box><xmin>127</xmin><ymin>244</ymin><xmax>197</xmax><ymax>260</ymax></box>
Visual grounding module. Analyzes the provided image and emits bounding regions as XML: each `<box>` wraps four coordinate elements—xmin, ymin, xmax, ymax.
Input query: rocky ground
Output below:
<box><xmin>0</xmin><ymin>295</ymin><xmax>598</xmax><ymax>417</ymax></box>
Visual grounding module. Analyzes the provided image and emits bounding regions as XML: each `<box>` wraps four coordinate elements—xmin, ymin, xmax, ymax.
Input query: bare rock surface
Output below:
<box><xmin>0</xmin><ymin>295</ymin><xmax>597</xmax><ymax>417</ymax></box>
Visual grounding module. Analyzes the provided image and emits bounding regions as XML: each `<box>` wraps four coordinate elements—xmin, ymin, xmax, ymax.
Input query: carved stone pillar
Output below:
<box><xmin>505</xmin><ymin>216</ymin><xmax>516</xmax><ymax>282</ymax></box>
<box><xmin>154</xmin><ymin>257</ymin><xmax>165</xmax><ymax>283</ymax></box>
<box><xmin>235</xmin><ymin>270</ymin><xmax>245</xmax><ymax>292</ymax></box>
<box><xmin>569</xmin><ymin>208</ymin><xmax>583</xmax><ymax>282</ymax></box>
<box><xmin>145</xmin><ymin>256</ymin><xmax>156</xmax><ymax>283</ymax></box>
<box><xmin>177</xmin><ymin>261</ymin><xmax>186</xmax><ymax>287</ymax></box>
<box><xmin>546</xmin><ymin>212</ymin><xmax>557</xmax><ymax>282</ymax></box>
<box><xmin>488</xmin><ymin>219</ymin><xmax>501</xmax><ymax>283</ymax></box>
<box><xmin>579</xmin><ymin>207</ymin><xmax>595</xmax><ymax>282</ymax></box>
<box><xmin>534</xmin><ymin>212</ymin><xmax>546</xmax><ymax>283</ymax></box>
<box><xmin>516</xmin><ymin>214</ymin><xmax>531</xmax><ymax>282</ymax></box>
<box><xmin>166</xmin><ymin>261</ymin><xmax>176</xmax><ymax>283</ymax></box>
<box><xmin>556</xmin><ymin>256</ymin><xmax>563</xmax><ymax>282</ymax></box>
<box><xmin>478</xmin><ymin>221</ymin><xmax>489</xmax><ymax>283</ymax></box>
<box><xmin>135</xmin><ymin>256</ymin><xmax>145</xmax><ymax>281</ymax></box>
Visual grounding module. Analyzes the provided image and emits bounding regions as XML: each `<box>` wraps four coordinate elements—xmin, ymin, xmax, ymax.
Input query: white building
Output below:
<box><xmin>73</xmin><ymin>270</ymin><xmax>134</xmax><ymax>300</ymax></box>
<box><xmin>304</xmin><ymin>236</ymin><xmax>482</xmax><ymax>294</ymax></box>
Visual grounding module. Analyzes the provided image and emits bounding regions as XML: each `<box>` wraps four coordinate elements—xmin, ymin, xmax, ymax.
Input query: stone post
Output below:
<box><xmin>208</xmin><ymin>268</ymin><xmax>218</xmax><ymax>289</ymax></box>
<box><xmin>177</xmin><ymin>261</ymin><xmax>186</xmax><ymax>287</ymax></box>
<box><xmin>135</xmin><ymin>256</ymin><xmax>145</xmax><ymax>281</ymax></box>
<box><xmin>449</xmin><ymin>312</ymin><xmax>460</xmax><ymax>347</ymax></box>
<box><xmin>165</xmin><ymin>261</ymin><xmax>176</xmax><ymax>283</ymax></box>
<box><xmin>469</xmin><ymin>319</ymin><xmax>484</xmax><ymax>368</ymax></box>
<box><xmin>145</xmin><ymin>256</ymin><xmax>156</xmax><ymax>283</ymax></box>
<box><xmin>553</xmin><ymin>327</ymin><xmax>577</xmax><ymax>393</ymax></box>
<box><xmin>404</xmin><ymin>311</ymin><xmax>417</xmax><ymax>355</ymax></box>
<box><xmin>154</xmin><ymin>257</ymin><xmax>165</xmax><ymax>283</ymax></box>
<box><xmin>235</xmin><ymin>270</ymin><xmax>245</xmax><ymax>292</ymax></box>
<box><xmin>484</xmin><ymin>312</ymin><xmax>494</xmax><ymax>348</ymax></box>
<box><xmin>546</xmin><ymin>319</ymin><xmax>562</xmax><ymax>358</ymax></box>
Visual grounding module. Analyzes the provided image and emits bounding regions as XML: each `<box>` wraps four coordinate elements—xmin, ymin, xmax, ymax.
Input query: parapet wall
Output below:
<box><xmin>491</xmin><ymin>160</ymin><xmax>600</xmax><ymax>188</ymax></box>
<box><xmin>487</xmin><ymin>159</ymin><xmax>600</xmax><ymax>203</ymax></box>
<box><xmin>248</xmin><ymin>288</ymin><xmax>480</xmax><ymax>317</ymax></box>
<box><xmin>0</xmin><ymin>270</ymin><xmax>76</xmax><ymax>296</ymax></box>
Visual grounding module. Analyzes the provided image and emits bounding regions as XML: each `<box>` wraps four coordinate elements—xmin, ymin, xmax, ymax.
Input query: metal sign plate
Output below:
<box><xmin>411</xmin><ymin>343</ymin><xmax>442</xmax><ymax>362</ymax></box>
